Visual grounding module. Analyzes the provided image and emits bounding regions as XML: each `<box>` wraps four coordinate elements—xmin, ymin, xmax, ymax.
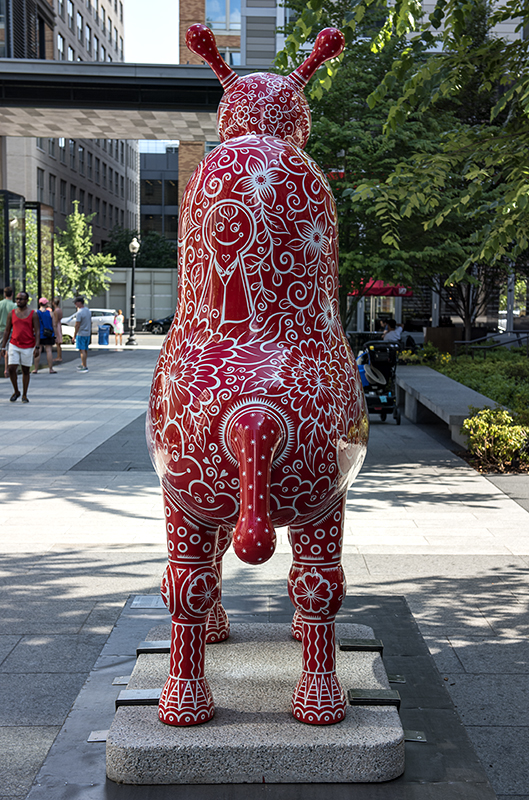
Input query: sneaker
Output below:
<box><xmin>76</xmin><ymin>365</ymin><xmax>83</xmax><ymax>370</ymax></box>
<box><xmin>78</xmin><ymin>367</ymin><xmax>89</xmax><ymax>372</ymax></box>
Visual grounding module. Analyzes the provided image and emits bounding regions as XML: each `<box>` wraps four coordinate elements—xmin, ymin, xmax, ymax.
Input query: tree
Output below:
<box><xmin>54</xmin><ymin>202</ymin><xmax>115</xmax><ymax>299</ymax></box>
<box><xmin>277</xmin><ymin>0</ymin><xmax>529</xmax><ymax>278</ymax></box>
<box><xmin>103</xmin><ymin>227</ymin><xmax>176</xmax><ymax>269</ymax></box>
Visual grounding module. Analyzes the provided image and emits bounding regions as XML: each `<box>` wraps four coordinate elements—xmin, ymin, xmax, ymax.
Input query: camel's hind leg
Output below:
<box><xmin>206</xmin><ymin>524</ymin><xmax>233</xmax><ymax>643</ymax></box>
<box><xmin>158</xmin><ymin>485</ymin><xmax>220</xmax><ymax>726</ymax></box>
<box><xmin>288</xmin><ymin>495</ymin><xmax>347</xmax><ymax>725</ymax></box>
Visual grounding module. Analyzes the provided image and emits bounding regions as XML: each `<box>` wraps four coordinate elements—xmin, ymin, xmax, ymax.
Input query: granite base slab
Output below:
<box><xmin>106</xmin><ymin>622</ymin><xmax>405</xmax><ymax>785</ymax></box>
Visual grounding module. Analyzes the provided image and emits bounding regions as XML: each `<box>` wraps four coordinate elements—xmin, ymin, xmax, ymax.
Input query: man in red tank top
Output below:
<box><xmin>1</xmin><ymin>291</ymin><xmax>40</xmax><ymax>402</ymax></box>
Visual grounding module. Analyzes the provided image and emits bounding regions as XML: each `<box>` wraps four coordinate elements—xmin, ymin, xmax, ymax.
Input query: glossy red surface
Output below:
<box><xmin>147</xmin><ymin>25</ymin><xmax>368</xmax><ymax>727</ymax></box>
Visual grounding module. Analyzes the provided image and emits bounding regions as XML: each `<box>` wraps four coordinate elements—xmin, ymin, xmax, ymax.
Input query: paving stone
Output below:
<box><xmin>0</xmin><ymin>727</ymin><xmax>60</xmax><ymax>798</ymax></box>
<box><xmin>466</xmin><ymin>727</ymin><xmax>529</xmax><ymax>795</ymax></box>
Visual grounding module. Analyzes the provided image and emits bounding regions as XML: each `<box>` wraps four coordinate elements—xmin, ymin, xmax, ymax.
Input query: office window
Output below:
<box><xmin>102</xmin><ymin>200</ymin><xmax>107</xmax><ymax>227</ymax></box>
<box><xmin>113</xmin><ymin>26</ymin><xmax>117</xmax><ymax>49</ymax></box>
<box><xmin>101</xmin><ymin>44</ymin><xmax>105</xmax><ymax>61</ymax></box>
<box><xmin>102</xmin><ymin>138</ymin><xmax>106</xmax><ymax>151</ymax></box>
<box><xmin>108</xmin><ymin>16</ymin><xmax>112</xmax><ymax>39</ymax></box>
<box><xmin>206</xmin><ymin>0</ymin><xmax>240</xmax><ymax>31</ymax></box>
<box><xmin>93</xmin><ymin>35</ymin><xmax>99</xmax><ymax>59</ymax></box>
<box><xmin>48</xmin><ymin>138</ymin><xmax>55</xmax><ymax>158</ymax></box>
<box><xmin>119</xmin><ymin>0</ymin><xmax>122</xmax><ymax>21</ymax></box>
<box><xmin>120</xmin><ymin>209</ymin><xmax>124</xmax><ymax>227</ymax></box>
<box><xmin>60</xmin><ymin>180</ymin><xmax>67</xmax><ymax>213</ymax></box>
<box><xmin>119</xmin><ymin>35</ymin><xmax>123</xmax><ymax>60</ymax></box>
<box><xmin>49</xmin><ymin>174</ymin><xmax>56</xmax><ymax>209</ymax></box>
<box><xmin>58</xmin><ymin>0</ymin><xmax>64</xmax><ymax>18</ymax></box>
<box><xmin>79</xmin><ymin>189</ymin><xmax>85</xmax><ymax>213</ymax></box>
<box><xmin>78</xmin><ymin>145</ymin><xmax>85</xmax><ymax>175</ymax></box>
<box><xmin>141</xmin><ymin>214</ymin><xmax>163</xmax><ymax>234</ymax></box>
<box><xmin>101</xmin><ymin>6</ymin><xmax>105</xmax><ymax>27</ymax></box>
<box><xmin>109</xmin><ymin>203</ymin><xmax>113</xmax><ymax>227</ymax></box>
<box><xmin>36</xmin><ymin>138</ymin><xmax>44</xmax><ymax>150</ymax></box>
<box><xmin>86</xmin><ymin>0</ymin><xmax>91</xmax><ymax>11</ymax></box>
<box><xmin>87</xmin><ymin>151</ymin><xmax>93</xmax><ymax>179</ymax></box>
<box><xmin>114</xmin><ymin>171</ymin><xmax>119</xmax><ymax>195</ymax></box>
<box><xmin>87</xmin><ymin>193</ymin><xmax>93</xmax><ymax>215</ymax></box>
<box><xmin>114</xmin><ymin>140</ymin><xmax>118</xmax><ymax>159</ymax></box>
<box><xmin>102</xmin><ymin>162</ymin><xmax>107</xmax><ymax>188</ymax></box>
<box><xmin>77</xmin><ymin>12</ymin><xmax>83</xmax><ymax>42</ymax></box>
<box><xmin>165</xmin><ymin>180</ymin><xmax>178</xmax><ymax>205</ymax></box>
<box><xmin>141</xmin><ymin>179</ymin><xmax>162</xmax><ymax>205</ymax></box>
<box><xmin>95</xmin><ymin>196</ymin><xmax>100</xmax><ymax>224</ymax></box>
<box><xmin>120</xmin><ymin>141</ymin><xmax>124</xmax><ymax>164</ymax></box>
<box><xmin>94</xmin><ymin>0</ymin><xmax>99</xmax><ymax>23</ymax></box>
<box><xmin>165</xmin><ymin>215</ymin><xmax>178</xmax><ymax>240</ymax></box>
<box><xmin>59</xmin><ymin>137</ymin><xmax>66</xmax><ymax>163</ymax></box>
<box><xmin>69</xmin><ymin>139</ymin><xmax>76</xmax><ymax>169</ymax></box>
<box><xmin>95</xmin><ymin>157</ymin><xmax>100</xmax><ymax>183</ymax></box>
<box><xmin>37</xmin><ymin>168</ymin><xmax>45</xmax><ymax>203</ymax></box>
<box><xmin>108</xmin><ymin>166</ymin><xmax>113</xmax><ymax>192</ymax></box>
<box><xmin>107</xmin><ymin>53</ymin><xmax>112</xmax><ymax>62</ymax></box>
<box><xmin>67</xmin><ymin>0</ymin><xmax>74</xmax><ymax>28</ymax></box>
<box><xmin>107</xmin><ymin>139</ymin><xmax>112</xmax><ymax>152</ymax></box>
<box><xmin>57</xmin><ymin>33</ymin><xmax>65</xmax><ymax>59</ymax></box>
<box><xmin>70</xmin><ymin>184</ymin><xmax>76</xmax><ymax>207</ymax></box>
<box><xmin>68</xmin><ymin>45</ymin><xmax>75</xmax><ymax>60</ymax></box>
<box><xmin>85</xmin><ymin>24</ymin><xmax>91</xmax><ymax>52</ymax></box>
<box><xmin>120</xmin><ymin>174</ymin><xmax>124</xmax><ymax>198</ymax></box>
<box><xmin>114</xmin><ymin>0</ymin><xmax>117</xmax><ymax>10</ymax></box>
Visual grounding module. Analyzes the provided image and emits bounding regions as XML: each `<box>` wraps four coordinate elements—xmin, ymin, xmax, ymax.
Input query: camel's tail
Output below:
<box><xmin>229</xmin><ymin>409</ymin><xmax>283</xmax><ymax>565</ymax></box>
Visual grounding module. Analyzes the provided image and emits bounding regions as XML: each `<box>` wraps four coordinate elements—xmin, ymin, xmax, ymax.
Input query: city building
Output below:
<box><xmin>0</xmin><ymin>0</ymin><xmax>139</xmax><ymax>259</ymax></box>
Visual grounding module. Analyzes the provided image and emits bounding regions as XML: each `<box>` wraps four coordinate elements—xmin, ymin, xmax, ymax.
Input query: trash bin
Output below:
<box><xmin>98</xmin><ymin>325</ymin><xmax>110</xmax><ymax>345</ymax></box>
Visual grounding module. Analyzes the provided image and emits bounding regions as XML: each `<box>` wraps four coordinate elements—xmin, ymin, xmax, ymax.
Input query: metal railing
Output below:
<box><xmin>454</xmin><ymin>330</ymin><xmax>529</xmax><ymax>358</ymax></box>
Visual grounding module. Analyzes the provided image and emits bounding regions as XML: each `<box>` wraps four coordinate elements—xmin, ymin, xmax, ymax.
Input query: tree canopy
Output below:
<box><xmin>276</xmin><ymin>0</ymin><xmax>529</xmax><ymax>279</ymax></box>
<box><xmin>103</xmin><ymin>228</ymin><xmax>176</xmax><ymax>270</ymax></box>
<box><xmin>54</xmin><ymin>202</ymin><xmax>115</xmax><ymax>299</ymax></box>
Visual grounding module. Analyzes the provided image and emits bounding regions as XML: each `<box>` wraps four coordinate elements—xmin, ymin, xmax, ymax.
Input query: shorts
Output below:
<box><xmin>8</xmin><ymin>343</ymin><xmax>34</xmax><ymax>367</ymax></box>
<box><xmin>76</xmin><ymin>335</ymin><xmax>90</xmax><ymax>351</ymax></box>
<box><xmin>40</xmin><ymin>336</ymin><xmax>55</xmax><ymax>347</ymax></box>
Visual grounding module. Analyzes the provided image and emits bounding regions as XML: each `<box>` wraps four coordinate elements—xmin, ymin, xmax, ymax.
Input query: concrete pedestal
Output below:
<box><xmin>106</xmin><ymin>622</ymin><xmax>405</xmax><ymax>785</ymax></box>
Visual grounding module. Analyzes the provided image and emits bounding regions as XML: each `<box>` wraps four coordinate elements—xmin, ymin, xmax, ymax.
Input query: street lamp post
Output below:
<box><xmin>126</xmin><ymin>237</ymin><xmax>140</xmax><ymax>346</ymax></box>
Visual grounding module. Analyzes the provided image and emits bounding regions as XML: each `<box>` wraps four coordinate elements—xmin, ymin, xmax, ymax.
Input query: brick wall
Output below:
<box><xmin>180</xmin><ymin>0</ymin><xmax>206</xmax><ymax>64</ymax></box>
<box><xmin>178</xmin><ymin>142</ymin><xmax>205</xmax><ymax>206</ymax></box>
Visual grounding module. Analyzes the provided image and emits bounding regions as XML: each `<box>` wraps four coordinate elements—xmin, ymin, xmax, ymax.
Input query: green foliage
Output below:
<box><xmin>103</xmin><ymin>228</ymin><xmax>176</xmax><ymax>269</ymax></box>
<box><xmin>398</xmin><ymin>342</ymin><xmax>452</xmax><ymax>366</ymax></box>
<box><xmin>274</xmin><ymin>0</ymin><xmax>529</xmax><ymax>281</ymax></box>
<box><xmin>25</xmin><ymin>212</ymin><xmax>38</xmax><ymax>301</ymax></box>
<box><xmin>461</xmin><ymin>406</ymin><xmax>529</xmax><ymax>471</ymax></box>
<box><xmin>54</xmin><ymin>202</ymin><xmax>115</xmax><ymax>299</ymax></box>
<box><xmin>435</xmin><ymin>349</ymin><xmax>529</xmax><ymax>425</ymax></box>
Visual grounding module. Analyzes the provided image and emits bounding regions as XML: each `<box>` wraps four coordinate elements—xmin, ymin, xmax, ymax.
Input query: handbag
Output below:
<box><xmin>39</xmin><ymin>310</ymin><xmax>55</xmax><ymax>341</ymax></box>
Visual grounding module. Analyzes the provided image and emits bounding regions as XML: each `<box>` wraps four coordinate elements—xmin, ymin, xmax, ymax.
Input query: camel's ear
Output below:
<box><xmin>186</xmin><ymin>24</ymin><xmax>237</xmax><ymax>89</ymax></box>
<box><xmin>289</xmin><ymin>28</ymin><xmax>345</xmax><ymax>90</ymax></box>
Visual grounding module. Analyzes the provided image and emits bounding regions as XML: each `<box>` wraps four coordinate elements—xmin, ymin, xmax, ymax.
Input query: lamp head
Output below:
<box><xmin>129</xmin><ymin>237</ymin><xmax>140</xmax><ymax>255</ymax></box>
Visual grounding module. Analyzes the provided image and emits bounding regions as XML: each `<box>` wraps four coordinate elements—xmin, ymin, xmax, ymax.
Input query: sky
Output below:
<box><xmin>123</xmin><ymin>0</ymin><xmax>180</xmax><ymax>64</ymax></box>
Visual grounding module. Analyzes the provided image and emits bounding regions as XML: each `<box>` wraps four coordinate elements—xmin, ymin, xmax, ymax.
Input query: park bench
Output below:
<box><xmin>395</xmin><ymin>365</ymin><xmax>499</xmax><ymax>447</ymax></box>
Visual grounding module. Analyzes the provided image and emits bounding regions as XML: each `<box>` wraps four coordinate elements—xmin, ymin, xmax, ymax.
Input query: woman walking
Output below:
<box><xmin>52</xmin><ymin>297</ymin><xmax>63</xmax><ymax>363</ymax></box>
<box><xmin>33</xmin><ymin>297</ymin><xmax>57</xmax><ymax>374</ymax></box>
<box><xmin>114</xmin><ymin>309</ymin><xmax>124</xmax><ymax>347</ymax></box>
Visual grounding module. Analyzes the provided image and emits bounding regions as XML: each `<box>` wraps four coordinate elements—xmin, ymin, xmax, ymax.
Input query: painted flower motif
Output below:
<box><xmin>291</xmin><ymin>214</ymin><xmax>329</xmax><ymax>263</ymax></box>
<box><xmin>314</xmin><ymin>291</ymin><xmax>340</xmax><ymax>335</ymax></box>
<box><xmin>274</xmin><ymin>340</ymin><xmax>350</xmax><ymax>424</ymax></box>
<box><xmin>186</xmin><ymin>571</ymin><xmax>219</xmax><ymax>615</ymax></box>
<box><xmin>234</xmin><ymin>159</ymin><xmax>282</xmax><ymax>205</ymax></box>
<box><xmin>292</xmin><ymin>568</ymin><xmax>332</xmax><ymax>614</ymax></box>
<box><xmin>162</xmin><ymin>321</ymin><xmax>236</xmax><ymax>415</ymax></box>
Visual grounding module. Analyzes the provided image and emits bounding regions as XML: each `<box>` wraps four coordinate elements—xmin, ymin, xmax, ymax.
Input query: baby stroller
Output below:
<box><xmin>356</xmin><ymin>340</ymin><xmax>401</xmax><ymax>424</ymax></box>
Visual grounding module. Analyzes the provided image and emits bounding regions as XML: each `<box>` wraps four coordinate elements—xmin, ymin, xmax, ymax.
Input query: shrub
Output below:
<box><xmin>461</xmin><ymin>407</ymin><xmax>529</xmax><ymax>471</ymax></box>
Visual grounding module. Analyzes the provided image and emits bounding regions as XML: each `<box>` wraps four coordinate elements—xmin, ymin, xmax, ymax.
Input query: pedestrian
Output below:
<box><xmin>0</xmin><ymin>290</ymin><xmax>40</xmax><ymax>402</ymax></box>
<box><xmin>114</xmin><ymin>309</ymin><xmax>124</xmax><ymax>347</ymax></box>
<box><xmin>52</xmin><ymin>297</ymin><xmax>63</xmax><ymax>363</ymax></box>
<box><xmin>0</xmin><ymin>286</ymin><xmax>17</xmax><ymax>377</ymax></box>
<box><xmin>73</xmin><ymin>296</ymin><xmax>91</xmax><ymax>372</ymax></box>
<box><xmin>382</xmin><ymin>319</ymin><xmax>401</xmax><ymax>343</ymax></box>
<box><xmin>33</xmin><ymin>297</ymin><xmax>57</xmax><ymax>374</ymax></box>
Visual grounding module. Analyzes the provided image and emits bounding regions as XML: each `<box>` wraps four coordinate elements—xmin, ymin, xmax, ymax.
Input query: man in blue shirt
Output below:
<box><xmin>73</xmin><ymin>296</ymin><xmax>91</xmax><ymax>372</ymax></box>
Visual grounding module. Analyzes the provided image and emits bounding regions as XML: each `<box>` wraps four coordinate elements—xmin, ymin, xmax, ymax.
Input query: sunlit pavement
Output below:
<box><xmin>1</xmin><ymin>343</ymin><xmax>528</xmax><ymax>799</ymax></box>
